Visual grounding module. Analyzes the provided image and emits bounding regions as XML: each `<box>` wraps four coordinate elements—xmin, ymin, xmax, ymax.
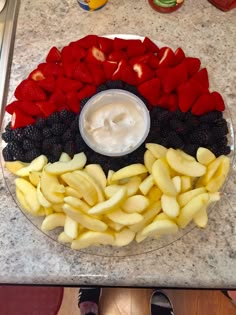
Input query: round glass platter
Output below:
<box><xmin>0</xmin><ymin>34</ymin><xmax>235</xmax><ymax>257</ymax></box>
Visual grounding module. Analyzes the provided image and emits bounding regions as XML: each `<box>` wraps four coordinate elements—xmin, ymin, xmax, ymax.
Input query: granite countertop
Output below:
<box><xmin>0</xmin><ymin>0</ymin><xmax>236</xmax><ymax>288</ymax></box>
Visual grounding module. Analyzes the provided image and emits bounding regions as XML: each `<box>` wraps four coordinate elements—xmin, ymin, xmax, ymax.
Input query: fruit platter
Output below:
<box><xmin>0</xmin><ymin>34</ymin><xmax>234</xmax><ymax>256</ymax></box>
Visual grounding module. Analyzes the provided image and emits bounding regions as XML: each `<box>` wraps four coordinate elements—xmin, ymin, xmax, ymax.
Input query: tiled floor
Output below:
<box><xmin>58</xmin><ymin>288</ymin><xmax>236</xmax><ymax>315</ymax></box>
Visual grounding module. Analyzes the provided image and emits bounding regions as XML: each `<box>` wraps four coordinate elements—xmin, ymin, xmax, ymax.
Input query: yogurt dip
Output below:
<box><xmin>79</xmin><ymin>89</ymin><xmax>150</xmax><ymax>156</ymax></box>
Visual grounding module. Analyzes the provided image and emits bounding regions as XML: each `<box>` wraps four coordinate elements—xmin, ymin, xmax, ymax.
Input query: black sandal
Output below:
<box><xmin>150</xmin><ymin>290</ymin><xmax>175</xmax><ymax>315</ymax></box>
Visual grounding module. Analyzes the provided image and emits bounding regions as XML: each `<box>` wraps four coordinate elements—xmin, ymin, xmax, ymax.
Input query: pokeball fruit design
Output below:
<box><xmin>1</xmin><ymin>35</ymin><xmax>231</xmax><ymax>249</ymax></box>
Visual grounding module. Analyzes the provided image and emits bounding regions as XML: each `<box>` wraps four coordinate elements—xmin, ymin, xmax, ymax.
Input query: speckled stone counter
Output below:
<box><xmin>0</xmin><ymin>0</ymin><xmax>236</xmax><ymax>288</ymax></box>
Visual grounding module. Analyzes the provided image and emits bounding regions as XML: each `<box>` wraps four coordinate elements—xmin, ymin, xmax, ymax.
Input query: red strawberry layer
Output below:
<box><xmin>6</xmin><ymin>35</ymin><xmax>225</xmax><ymax>129</ymax></box>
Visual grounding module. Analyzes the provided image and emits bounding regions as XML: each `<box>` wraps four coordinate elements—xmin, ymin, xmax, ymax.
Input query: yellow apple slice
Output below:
<box><xmin>114</xmin><ymin>228</ymin><xmax>135</xmax><ymax>246</ymax></box>
<box><xmin>144</xmin><ymin>149</ymin><xmax>156</xmax><ymax>174</ymax></box>
<box><xmin>152</xmin><ymin>159</ymin><xmax>177</xmax><ymax>196</ymax></box>
<box><xmin>15</xmin><ymin>178</ymin><xmax>41</xmax><ymax>213</ymax></box>
<box><xmin>88</xmin><ymin>187</ymin><xmax>127</xmax><ymax>215</ymax></box>
<box><xmin>177</xmin><ymin>193</ymin><xmax>209</xmax><ymax>228</ymax></box>
<box><xmin>65</xmin><ymin>186</ymin><xmax>82</xmax><ymax>199</ymax></box>
<box><xmin>64</xmin><ymin>196</ymin><xmax>90</xmax><ymax>214</ymax></box>
<box><xmin>166</xmin><ymin>148</ymin><xmax>206</xmax><ymax>177</ymax></box>
<box><xmin>107</xmin><ymin>209</ymin><xmax>143</xmax><ymax>225</ymax></box>
<box><xmin>40</xmin><ymin>170</ymin><xmax>65</xmax><ymax>204</ymax></box>
<box><xmin>180</xmin><ymin>176</ymin><xmax>192</xmax><ymax>192</ymax></box>
<box><xmin>172</xmin><ymin>176</ymin><xmax>181</xmax><ymax>193</ymax></box>
<box><xmin>41</xmin><ymin>213</ymin><xmax>66</xmax><ymax>231</ymax></box>
<box><xmin>71</xmin><ymin>231</ymin><xmax>114</xmax><ymax>250</ymax></box>
<box><xmin>147</xmin><ymin>186</ymin><xmax>162</xmax><ymax>203</ymax></box>
<box><xmin>177</xmin><ymin>187</ymin><xmax>206</xmax><ymax>207</ymax></box>
<box><xmin>196</xmin><ymin>155</ymin><xmax>225</xmax><ymax>186</ymax></box>
<box><xmin>139</xmin><ymin>174</ymin><xmax>154</xmax><ymax>195</ymax></box>
<box><xmin>63</xmin><ymin>204</ymin><xmax>107</xmax><ymax>232</ymax></box>
<box><xmin>176</xmin><ymin>149</ymin><xmax>195</xmax><ymax>161</ymax></box>
<box><xmin>59</xmin><ymin>152</ymin><xmax>71</xmax><ymax>162</ymax></box>
<box><xmin>29</xmin><ymin>171</ymin><xmax>41</xmax><ymax>187</ymax></box>
<box><xmin>145</xmin><ymin>143</ymin><xmax>167</xmax><ymax>158</ymax></box>
<box><xmin>106</xmin><ymin>219</ymin><xmax>123</xmax><ymax>232</ymax></box>
<box><xmin>85</xmin><ymin>164</ymin><xmax>107</xmax><ymax>189</ymax></box>
<box><xmin>196</xmin><ymin>147</ymin><xmax>216</xmax><ymax>165</ymax></box>
<box><xmin>111</xmin><ymin>164</ymin><xmax>147</xmax><ymax>182</ymax></box>
<box><xmin>58</xmin><ymin>231</ymin><xmax>73</xmax><ymax>243</ymax></box>
<box><xmin>64</xmin><ymin>216</ymin><xmax>79</xmax><ymax>239</ymax></box>
<box><xmin>206</xmin><ymin>156</ymin><xmax>230</xmax><ymax>192</ymax></box>
<box><xmin>193</xmin><ymin>207</ymin><xmax>208</xmax><ymax>228</ymax></box>
<box><xmin>122</xmin><ymin>195</ymin><xmax>149</xmax><ymax>213</ymax></box>
<box><xmin>5</xmin><ymin>161</ymin><xmax>29</xmax><ymax>175</ymax></box>
<box><xmin>16</xmin><ymin>155</ymin><xmax>48</xmax><ymax>177</ymax></box>
<box><xmin>141</xmin><ymin>219</ymin><xmax>178</xmax><ymax>237</ymax></box>
<box><xmin>161</xmin><ymin>195</ymin><xmax>180</xmax><ymax>218</ymax></box>
<box><xmin>36</xmin><ymin>182</ymin><xmax>52</xmax><ymax>208</ymax></box>
<box><xmin>52</xmin><ymin>203</ymin><xmax>64</xmax><ymax>213</ymax></box>
<box><xmin>45</xmin><ymin>152</ymin><xmax>86</xmax><ymax>175</ymax></box>
<box><xmin>107</xmin><ymin>170</ymin><xmax>115</xmax><ymax>185</ymax></box>
<box><xmin>45</xmin><ymin>207</ymin><xmax>54</xmax><ymax>216</ymax></box>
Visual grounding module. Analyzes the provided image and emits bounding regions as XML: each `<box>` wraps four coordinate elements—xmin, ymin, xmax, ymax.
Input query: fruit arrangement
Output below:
<box><xmin>0</xmin><ymin>34</ymin><xmax>232</xmax><ymax>250</ymax></box>
<box><xmin>5</xmin><ymin>145</ymin><xmax>230</xmax><ymax>249</ymax></box>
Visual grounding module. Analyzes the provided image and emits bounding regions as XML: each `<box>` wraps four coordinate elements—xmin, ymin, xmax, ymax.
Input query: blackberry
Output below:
<box><xmin>70</xmin><ymin>115</ymin><xmax>80</xmax><ymax>131</ymax></box>
<box><xmin>42</xmin><ymin>127</ymin><xmax>53</xmax><ymax>138</ymax></box>
<box><xmin>11</xmin><ymin>128</ymin><xmax>25</xmax><ymax>142</ymax></box>
<box><xmin>63</xmin><ymin>140</ymin><xmax>76</xmax><ymax>156</ymax></box>
<box><xmin>75</xmin><ymin>136</ymin><xmax>87</xmax><ymax>152</ymax></box>
<box><xmin>52</xmin><ymin>144</ymin><xmax>63</xmax><ymax>161</ymax></box>
<box><xmin>123</xmin><ymin>83</ymin><xmax>138</xmax><ymax>95</ymax></box>
<box><xmin>24</xmin><ymin>149</ymin><xmax>40</xmax><ymax>162</ymax></box>
<box><xmin>161</xmin><ymin>128</ymin><xmax>172</xmax><ymax>138</ymax></box>
<box><xmin>157</xmin><ymin>110</ymin><xmax>171</xmax><ymax>123</ymax></box>
<box><xmin>218</xmin><ymin>136</ymin><xmax>228</xmax><ymax>146</ymax></box>
<box><xmin>96</xmin><ymin>84</ymin><xmax>108</xmax><ymax>93</ymax></box>
<box><xmin>35</xmin><ymin>117</ymin><xmax>46</xmax><ymax>129</ymax></box>
<box><xmin>7</xmin><ymin>142</ymin><xmax>25</xmax><ymax>161</ymax></box>
<box><xmin>151</xmin><ymin>119</ymin><xmax>161</xmax><ymax>129</ymax></box>
<box><xmin>169</xmin><ymin>119</ymin><xmax>188</xmax><ymax>135</ymax></box>
<box><xmin>24</xmin><ymin>125</ymin><xmax>43</xmax><ymax>141</ymax></box>
<box><xmin>47</xmin><ymin>155</ymin><xmax>56</xmax><ymax>163</ymax></box>
<box><xmin>171</xmin><ymin>109</ymin><xmax>185</xmax><ymax>121</ymax></box>
<box><xmin>200</xmin><ymin>111</ymin><xmax>223</xmax><ymax>123</ymax></box>
<box><xmin>42</xmin><ymin>137</ymin><xmax>60</xmax><ymax>153</ymax></box>
<box><xmin>212</xmin><ymin>125</ymin><xmax>228</xmax><ymax>139</ymax></box>
<box><xmin>80</xmin><ymin>97</ymin><xmax>91</xmax><ymax>108</ymax></box>
<box><xmin>2</xmin><ymin>146</ymin><xmax>13</xmax><ymax>161</ymax></box>
<box><xmin>184</xmin><ymin>144</ymin><xmax>198</xmax><ymax>157</ymax></box>
<box><xmin>62</xmin><ymin>129</ymin><xmax>74</xmax><ymax>142</ymax></box>
<box><xmin>51</xmin><ymin>123</ymin><xmax>66</xmax><ymax>136</ymax></box>
<box><xmin>1</xmin><ymin>131</ymin><xmax>12</xmax><ymax>143</ymax></box>
<box><xmin>210</xmin><ymin>145</ymin><xmax>231</xmax><ymax>157</ymax></box>
<box><xmin>214</xmin><ymin>118</ymin><xmax>228</xmax><ymax>129</ymax></box>
<box><xmin>60</xmin><ymin>110</ymin><xmax>76</xmax><ymax>125</ymax></box>
<box><xmin>23</xmin><ymin>139</ymin><xmax>36</xmax><ymax>151</ymax></box>
<box><xmin>5</xmin><ymin>122</ymin><xmax>12</xmax><ymax>132</ymax></box>
<box><xmin>106</xmin><ymin>80</ymin><xmax>123</xmax><ymax>89</ymax></box>
<box><xmin>185</xmin><ymin>116</ymin><xmax>200</xmax><ymax>129</ymax></box>
<box><xmin>166</xmin><ymin>132</ymin><xmax>184</xmax><ymax>149</ymax></box>
<box><xmin>190</xmin><ymin>129</ymin><xmax>213</xmax><ymax>146</ymax></box>
<box><xmin>47</xmin><ymin>111</ymin><xmax>61</xmax><ymax>125</ymax></box>
<box><xmin>150</xmin><ymin>106</ymin><xmax>163</xmax><ymax>119</ymax></box>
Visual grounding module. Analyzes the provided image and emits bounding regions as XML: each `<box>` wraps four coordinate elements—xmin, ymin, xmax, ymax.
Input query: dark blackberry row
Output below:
<box><xmin>1</xmin><ymin>82</ymin><xmax>230</xmax><ymax>173</ymax></box>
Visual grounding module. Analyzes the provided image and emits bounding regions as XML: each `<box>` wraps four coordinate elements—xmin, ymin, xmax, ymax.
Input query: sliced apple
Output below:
<box><xmin>5</xmin><ymin>161</ymin><xmax>29</xmax><ymax>175</ymax></box>
<box><xmin>206</xmin><ymin>156</ymin><xmax>230</xmax><ymax>192</ymax></box>
<box><xmin>65</xmin><ymin>186</ymin><xmax>82</xmax><ymax>199</ymax></box>
<box><xmin>114</xmin><ymin>228</ymin><xmax>135</xmax><ymax>246</ymax></box>
<box><xmin>59</xmin><ymin>152</ymin><xmax>71</xmax><ymax>162</ymax></box>
<box><xmin>196</xmin><ymin>147</ymin><xmax>216</xmax><ymax>165</ymax></box>
<box><xmin>85</xmin><ymin>164</ymin><xmax>107</xmax><ymax>189</ymax></box>
<box><xmin>71</xmin><ymin>231</ymin><xmax>114</xmax><ymax>250</ymax></box>
<box><xmin>144</xmin><ymin>149</ymin><xmax>156</xmax><ymax>174</ymax></box>
<box><xmin>111</xmin><ymin>164</ymin><xmax>147</xmax><ymax>182</ymax></box>
<box><xmin>41</xmin><ymin>213</ymin><xmax>66</xmax><ymax>231</ymax></box>
<box><xmin>64</xmin><ymin>216</ymin><xmax>79</xmax><ymax>239</ymax></box>
<box><xmin>180</xmin><ymin>176</ymin><xmax>192</xmax><ymax>192</ymax></box>
<box><xmin>141</xmin><ymin>219</ymin><xmax>178</xmax><ymax>237</ymax></box>
<box><xmin>122</xmin><ymin>195</ymin><xmax>149</xmax><ymax>213</ymax></box>
<box><xmin>145</xmin><ymin>143</ymin><xmax>167</xmax><ymax>158</ymax></box>
<box><xmin>16</xmin><ymin>155</ymin><xmax>48</xmax><ymax>177</ymax></box>
<box><xmin>161</xmin><ymin>195</ymin><xmax>180</xmax><ymax>218</ymax></box>
<box><xmin>29</xmin><ymin>171</ymin><xmax>41</xmax><ymax>187</ymax></box>
<box><xmin>172</xmin><ymin>176</ymin><xmax>181</xmax><ymax>193</ymax></box>
<box><xmin>139</xmin><ymin>174</ymin><xmax>154</xmax><ymax>195</ymax></box>
<box><xmin>15</xmin><ymin>178</ymin><xmax>41</xmax><ymax>213</ymax></box>
<box><xmin>107</xmin><ymin>209</ymin><xmax>143</xmax><ymax>225</ymax></box>
<box><xmin>166</xmin><ymin>148</ymin><xmax>206</xmax><ymax>177</ymax></box>
<box><xmin>36</xmin><ymin>182</ymin><xmax>52</xmax><ymax>208</ymax></box>
<box><xmin>64</xmin><ymin>196</ymin><xmax>90</xmax><ymax>214</ymax></box>
<box><xmin>40</xmin><ymin>170</ymin><xmax>65</xmax><ymax>204</ymax></box>
<box><xmin>177</xmin><ymin>187</ymin><xmax>206</xmax><ymax>207</ymax></box>
<box><xmin>58</xmin><ymin>231</ymin><xmax>73</xmax><ymax>243</ymax></box>
<box><xmin>193</xmin><ymin>207</ymin><xmax>208</xmax><ymax>228</ymax></box>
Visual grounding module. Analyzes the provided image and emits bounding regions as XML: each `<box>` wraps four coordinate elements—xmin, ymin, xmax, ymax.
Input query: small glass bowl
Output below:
<box><xmin>79</xmin><ymin>89</ymin><xmax>150</xmax><ymax>157</ymax></box>
<box><xmin>148</xmin><ymin>0</ymin><xmax>184</xmax><ymax>13</ymax></box>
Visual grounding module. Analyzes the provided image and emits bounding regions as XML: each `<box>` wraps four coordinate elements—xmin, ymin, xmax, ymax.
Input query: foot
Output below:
<box><xmin>78</xmin><ymin>287</ymin><xmax>101</xmax><ymax>315</ymax></box>
<box><xmin>150</xmin><ymin>290</ymin><xmax>175</xmax><ymax>315</ymax></box>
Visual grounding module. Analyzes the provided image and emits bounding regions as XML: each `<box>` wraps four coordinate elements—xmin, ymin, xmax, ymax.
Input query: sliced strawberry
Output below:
<box><xmin>174</xmin><ymin>47</ymin><xmax>185</xmax><ymax>65</ymax></box>
<box><xmin>61</xmin><ymin>45</ymin><xmax>75</xmax><ymax>64</ymax></box>
<box><xmin>162</xmin><ymin>62</ymin><xmax>188</xmax><ymax>93</ymax></box>
<box><xmin>168</xmin><ymin>94</ymin><xmax>178</xmax><ymax>112</ymax></box>
<box><xmin>133</xmin><ymin>63</ymin><xmax>154</xmax><ymax>84</ymax></box>
<box><xmin>42</xmin><ymin>63</ymin><xmax>64</xmax><ymax>77</ymax></box>
<box><xmin>157</xmin><ymin>94</ymin><xmax>172</xmax><ymax>109</ymax></box>
<box><xmin>66</xmin><ymin>91</ymin><xmax>80</xmax><ymax>113</ymax></box>
<box><xmin>191</xmin><ymin>93</ymin><xmax>215</xmax><ymax>115</ymax></box>
<box><xmin>143</xmin><ymin>37</ymin><xmax>159</xmax><ymax>53</ymax></box>
<box><xmin>69</xmin><ymin>42</ymin><xmax>86</xmax><ymax>61</ymax></box>
<box><xmin>158</xmin><ymin>47</ymin><xmax>176</xmax><ymax>68</ymax></box>
<box><xmin>37</xmin><ymin>63</ymin><xmax>47</xmax><ymax>73</ymax></box>
<box><xmin>50</xmin><ymin>89</ymin><xmax>66</xmax><ymax>107</ymax></box>
<box><xmin>129</xmin><ymin>53</ymin><xmax>151</xmax><ymax>66</ymax></box>
<box><xmin>73</xmin><ymin>62</ymin><xmax>93</xmax><ymax>83</ymax></box>
<box><xmin>191</xmin><ymin>68</ymin><xmax>209</xmax><ymax>90</ymax></box>
<box><xmin>112</xmin><ymin>59</ymin><xmax>127</xmax><ymax>81</ymax></box>
<box><xmin>126</xmin><ymin>40</ymin><xmax>146</xmax><ymax>58</ymax></box>
<box><xmin>63</xmin><ymin>62</ymin><xmax>76</xmax><ymax>78</ymax></box>
<box><xmin>56</xmin><ymin>76</ymin><xmax>83</xmax><ymax>93</ymax></box>
<box><xmin>178</xmin><ymin>80</ymin><xmax>202</xmax><ymax>112</ymax></box>
<box><xmin>108</xmin><ymin>50</ymin><xmax>127</xmax><ymax>62</ymax></box>
<box><xmin>36</xmin><ymin>100</ymin><xmax>58</xmax><ymax>117</ymax></box>
<box><xmin>98</xmin><ymin>36</ymin><xmax>113</xmax><ymax>54</ymax></box>
<box><xmin>77</xmin><ymin>85</ymin><xmax>97</xmax><ymax>100</ymax></box>
<box><xmin>15</xmin><ymin>79</ymin><xmax>47</xmax><ymax>102</ymax></box>
<box><xmin>85</xmin><ymin>46</ymin><xmax>105</xmax><ymax>64</ymax></box>
<box><xmin>148</xmin><ymin>54</ymin><xmax>160</xmax><ymax>69</ymax></box>
<box><xmin>156</xmin><ymin>67</ymin><xmax>170</xmax><ymax>81</ymax></box>
<box><xmin>46</xmin><ymin>46</ymin><xmax>61</xmax><ymax>63</ymax></box>
<box><xmin>37</xmin><ymin>76</ymin><xmax>56</xmax><ymax>93</ymax></box>
<box><xmin>102</xmin><ymin>60</ymin><xmax>118</xmax><ymax>80</ymax></box>
<box><xmin>11</xmin><ymin>109</ymin><xmax>35</xmax><ymax>129</ymax></box>
<box><xmin>6</xmin><ymin>100</ymin><xmax>41</xmax><ymax>116</ymax></box>
<box><xmin>211</xmin><ymin>91</ymin><xmax>225</xmax><ymax>111</ymax></box>
<box><xmin>76</xmin><ymin>35</ymin><xmax>98</xmax><ymax>49</ymax></box>
<box><xmin>120</xmin><ymin>64</ymin><xmax>137</xmax><ymax>86</ymax></box>
<box><xmin>113</xmin><ymin>37</ymin><xmax>128</xmax><ymax>51</ymax></box>
<box><xmin>87</xmin><ymin>63</ymin><xmax>106</xmax><ymax>86</ymax></box>
<box><xmin>138</xmin><ymin>78</ymin><xmax>161</xmax><ymax>106</ymax></box>
<box><xmin>158</xmin><ymin>46</ymin><xmax>169</xmax><ymax>59</ymax></box>
<box><xmin>28</xmin><ymin>69</ymin><xmax>45</xmax><ymax>81</ymax></box>
<box><xmin>183</xmin><ymin>57</ymin><xmax>201</xmax><ymax>77</ymax></box>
